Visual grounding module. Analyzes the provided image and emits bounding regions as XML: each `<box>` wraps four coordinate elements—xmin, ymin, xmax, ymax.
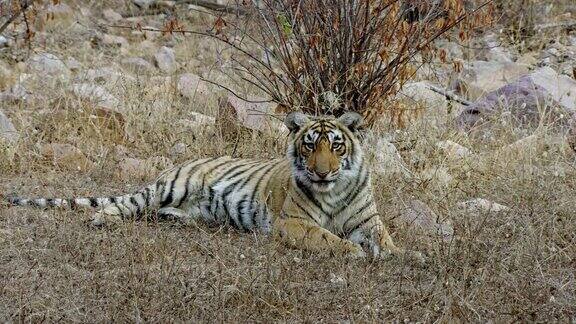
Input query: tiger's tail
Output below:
<box><xmin>3</xmin><ymin>184</ymin><xmax>159</xmax><ymax>218</ymax></box>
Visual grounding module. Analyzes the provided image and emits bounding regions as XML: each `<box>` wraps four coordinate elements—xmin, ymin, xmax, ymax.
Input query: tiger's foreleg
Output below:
<box><xmin>273</xmin><ymin>217</ymin><xmax>366</xmax><ymax>257</ymax></box>
<box><xmin>348</xmin><ymin>214</ymin><xmax>426</xmax><ymax>266</ymax></box>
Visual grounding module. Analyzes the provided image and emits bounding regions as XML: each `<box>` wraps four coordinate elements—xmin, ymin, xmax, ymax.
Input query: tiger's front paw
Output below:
<box><xmin>344</xmin><ymin>242</ymin><xmax>367</xmax><ymax>259</ymax></box>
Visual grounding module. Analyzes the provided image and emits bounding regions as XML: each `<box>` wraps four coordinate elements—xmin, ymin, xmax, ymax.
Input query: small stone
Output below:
<box><xmin>0</xmin><ymin>110</ymin><xmax>19</xmax><ymax>145</ymax></box>
<box><xmin>133</xmin><ymin>0</ymin><xmax>156</xmax><ymax>10</ymax></box>
<box><xmin>40</xmin><ymin>143</ymin><xmax>93</xmax><ymax>172</ymax></box>
<box><xmin>100</xmin><ymin>34</ymin><xmax>128</xmax><ymax>48</ymax></box>
<box><xmin>363</xmin><ymin>133</ymin><xmax>412</xmax><ymax>178</ymax></box>
<box><xmin>454</xmin><ymin>61</ymin><xmax>530</xmax><ymax>100</ymax></box>
<box><xmin>70</xmin><ymin>83</ymin><xmax>121</xmax><ymax>110</ymax></box>
<box><xmin>457</xmin><ymin>198</ymin><xmax>509</xmax><ymax>214</ymax></box>
<box><xmin>65</xmin><ymin>57</ymin><xmax>82</xmax><ymax>72</ymax></box>
<box><xmin>26</xmin><ymin>53</ymin><xmax>70</xmax><ymax>81</ymax></box>
<box><xmin>436</xmin><ymin>140</ymin><xmax>472</xmax><ymax>159</ymax></box>
<box><xmin>0</xmin><ymin>84</ymin><xmax>28</xmax><ymax>103</ymax></box>
<box><xmin>120</xmin><ymin>57</ymin><xmax>155</xmax><ymax>74</ymax></box>
<box><xmin>170</xmin><ymin>142</ymin><xmax>186</xmax><ymax>156</ymax></box>
<box><xmin>154</xmin><ymin>46</ymin><xmax>177</xmax><ymax>74</ymax></box>
<box><xmin>74</xmin><ymin>67</ymin><xmax>133</xmax><ymax>85</ymax></box>
<box><xmin>395</xmin><ymin>200</ymin><xmax>454</xmax><ymax>242</ymax></box>
<box><xmin>0</xmin><ymin>35</ymin><xmax>8</xmax><ymax>48</ymax></box>
<box><xmin>103</xmin><ymin>9</ymin><xmax>123</xmax><ymax>23</ymax></box>
<box><xmin>177</xmin><ymin>73</ymin><xmax>209</xmax><ymax>99</ymax></box>
<box><xmin>177</xmin><ymin>112</ymin><xmax>216</xmax><ymax>130</ymax></box>
<box><xmin>218</xmin><ymin>95</ymin><xmax>288</xmax><ymax>136</ymax></box>
<box><xmin>329</xmin><ymin>273</ymin><xmax>347</xmax><ymax>287</ymax></box>
<box><xmin>400</xmin><ymin>81</ymin><xmax>463</xmax><ymax>126</ymax></box>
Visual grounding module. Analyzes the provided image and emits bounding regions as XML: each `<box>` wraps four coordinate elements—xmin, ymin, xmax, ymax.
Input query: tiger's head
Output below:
<box><xmin>284</xmin><ymin>112</ymin><xmax>365</xmax><ymax>192</ymax></box>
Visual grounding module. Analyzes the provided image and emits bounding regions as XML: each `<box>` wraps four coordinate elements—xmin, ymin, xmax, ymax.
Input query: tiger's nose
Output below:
<box><xmin>316</xmin><ymin>170</ymin><xmax>329</xmax><ymax>179</ymax></box>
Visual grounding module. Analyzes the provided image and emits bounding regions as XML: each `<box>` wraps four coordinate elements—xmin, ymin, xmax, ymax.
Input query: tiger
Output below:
<box><xmin>3</xmin><ymin>112</ymin><xmax>424</xmax><ymax>263</ymax></box>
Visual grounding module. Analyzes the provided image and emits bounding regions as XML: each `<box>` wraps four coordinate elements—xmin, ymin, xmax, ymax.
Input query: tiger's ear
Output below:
<box><xmin>337</xmin><ymin>112</ymin><xmax>363</xmax><ymax>132</ymax></box>
<box><xmin>284</xmin><ymin>112</ymin><xmax>310</xmax><ymax>133</ymax></box>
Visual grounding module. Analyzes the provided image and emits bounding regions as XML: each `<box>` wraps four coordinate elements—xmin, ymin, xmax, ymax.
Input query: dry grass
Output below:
<box><xmin>1</xmin><ymin>0</ymin><xmax>576</xmax><ymax>322</ymax></box>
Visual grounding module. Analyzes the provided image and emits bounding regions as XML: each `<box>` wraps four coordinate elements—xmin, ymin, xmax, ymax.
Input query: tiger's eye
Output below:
<box><xmin>332</xmin><ymin>143</ymin><xmax>342</xmax><ymax>150</ymax></box>
<box><xmin>304</xmin><ymin>142</ymin><xmax>315</xmax><ymax>150</ymax></box>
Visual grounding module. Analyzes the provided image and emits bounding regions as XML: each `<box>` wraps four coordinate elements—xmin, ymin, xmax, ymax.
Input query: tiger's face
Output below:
<box><xmin>285</xmin><ymin>112</ymin><xmax>364</xmax><ymax>192</ymax></box>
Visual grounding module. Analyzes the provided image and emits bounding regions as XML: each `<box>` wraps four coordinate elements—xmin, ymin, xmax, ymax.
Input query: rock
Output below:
<box><xmin>363</xmin><ymin>133</ymin><xmax>412</xmax><ymax>178</ymax></box>
<box><xmin>479</xmin><ymin>34</ymin><xmax>514</xmax><ymax>63</ymax></box>
<box><xmin>218</xmin><ymin>96</ymin><xmax>288</xmax><ymax>136</ymax></box>
<box><xmin>26</xmin><ymin>53</ymin><xmax>70</xmax><ymax>81</ymax></box>
<box><xmin>457</xmin><ymin>67</ymin><xmax>576</xmax><ymax>131</ymax></box>
<box><xmin>100</xmin><ymin>34</ymin><xmax>129</xmax><ymax>48</ymax></box>
<box><xmin>395</xmin><ymin>200</ymin><xmax>454</xmax><ymax>242</ymax></box>
<box><xmin>103</xmin><ymin>9</ymin><xmax>123</xmax><ymax>23</ymax></box>
<box><xmin>418</xmin><ymin>166</ymin><xmax>453</xmax><ymax>189</ymax></box>
<box><xmin>177</xmin><ymin>112</ymin><xmax>216</xmax><ymax>129</ymax></box>
<box><xmin>154</xmin><ymin>46</ymin><xmax>177</xmax><ymax>74</ymax></box>
<box><xmin>453</xmin><ymin>61</ymin><xmax>530</xmax><ymax>100</ymax></box>
<box><xmin>400</xmin><ymin>81</ymin><xmax>461</xmax><ymax>126</ymax></box>
<box><xmin>70</xmin><ymin>83</ymin><xmax>121</xmax><ymax>110</ymax></box>
<box><xmin>120</xmin><ymin>57</ymin><xmax>155</xmax><ymax>74</ymax></box>
<box><xmin>65</xmin><ymin>57</ymin><xmax>82</xmax><ymax>72</ymax></box>
<box><xmin>177</xmin><ymin>73</ymin><xmax>210</xmax><ymax>99</ymax></box>
<box><xmin>329</xmin><ymin>273</ymin><xmax>347</xmax><ymax>287</ymax></box>
<box><xmin>117</xmin><ymin>156</ymin><xmax>173</xmax><ymax>181</ymax></box>
<box><xmin>135</xmin><ymin>40</ymin><xmax>158</xmax><ymax>54</ymax></box>
<box><xmin>437</xmin><ymin>40</ymin><xmax>464</xmax><ymax>59</ymax></box>
<box><xmin>529</xmin><ymin>67</ymin><xmax>576</xmax><ymax>112</ymax></box>
<box><xmin>74</xmin><ymin>67</ymin><xmax>133</xmax><ymax>85</ymax></box>
<box><xmin>133</xmin><ymin>0</ymin><xmax>156</xmax><ymax>10</ymax></box>
<box><xmin>170</xmin><ymin>142</ymin><xmax>187</xmax><ymax>156</ymax></box>
<box><xmin>436</xmin><ymin>140</ymin><xmax>472</xmax><ymax>159</ymax></box>
<box><xmin>0</xmin><ymin>110</ymin><xmax>19</xmax><ymax>145</ymax></box>
<box><xmin>0</xmin><ymin>35</ymin><xmax>8</xmax><ymax>48</ymax></box>
<box><xmin>40</xmin><ymin>143</ymin><xmax>93</xmax><ymax>172</ymax></box>
<box><xmin>457</xmin><ymin>198</ymin><xmax>509</xmax><ymax>214</ymax></box>
<box><xmin>0</xmin><ymin>83</ymin><xmax>29</xmax><ymax>103</ymax></box>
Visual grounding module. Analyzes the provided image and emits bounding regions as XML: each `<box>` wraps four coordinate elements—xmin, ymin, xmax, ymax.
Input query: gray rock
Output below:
<box><xmin>363</xmin><ymin>133</ymin><xmax>412</xmax><ymax>179</ymax></box>
<box><xmin>74</xmin><ymin>68</ymin><xmax>134</xmax><ymax>85</ymax></box>
<box><xmin>26</xmin><ymin>53</ymin><xmax>70</xmax><ymax>80</ymax></box>
<box><xmin>70</xmin><ymin>83</ymin><xmax>121</xmax><ymax>110</ymax></box>
<box><xmin>457</xmin><ymin>198</ymin><xmax>509</xmax><ymax>214</ymax></box>
<box><xmin>121</xmin><ymin>57</ymin><xmax>155</xmax><ymax>74</ymax></box>
<box><xmin>0</xmin><ymin>35</ymin><xmax>8</xmax><ymax>48</ymax></box>
<box><xmin>436</xmin><ymin>140</ymin><xmax>472</xmax><ymax>159</ymax></box>
<box><xmin>452</xmin><ymin>61</ymin><xmax>529</xmax><ymax>100</ymax></box>
<box><xmin>0</xmin><ymin>110</ymin><xmax>19</xmax><ymax>145</ymax></box>
<box><xmin>154</xmin><ymin>46</ymin><xmax>177</xmax><ymax>74</ymax></box>
<box><xmin>0</xmin><ymin>84</ymin><xmax>28</xmax><ymax>103</ymax></box>
<box><xmin>457</xmin><ymin>67</ymin><xmax>576</xmax><ymax>131</ymax></box>
<box><xmin>219</xmin><ymin>95</ymin><xmax>287</xmax><ymax>136</ymax></box>
<box><xmin>103</xmin><ymin>9</ymin><xmax>123</xmax><ymax>23</ymax></box>
<box><xmin>177</xmin><ymin>73</ymin><xmax>209</xmax><ymax>99</ymax></box>
<box><xmin>100</xmin><ymin>33</ymin><xmax>128</xmax><ymax>48</ymax></box>
<box><xmin>395</xmin><ymin>200</ymin><xmax>454</xmax><ymax>242</ymax></box>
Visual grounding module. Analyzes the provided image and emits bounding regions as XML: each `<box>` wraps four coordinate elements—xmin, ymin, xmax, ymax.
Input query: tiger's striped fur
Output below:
<box><xmin>5</xmin><ymin>112</ymin><xmax>423</xmax><ymax>261</ymax></box>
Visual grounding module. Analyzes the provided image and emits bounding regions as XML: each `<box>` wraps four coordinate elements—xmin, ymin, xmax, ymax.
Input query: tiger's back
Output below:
<box><xmin>152</xmin><ymin>156</ymin><xmax>292</xmax><ymax>233</ymax></box>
